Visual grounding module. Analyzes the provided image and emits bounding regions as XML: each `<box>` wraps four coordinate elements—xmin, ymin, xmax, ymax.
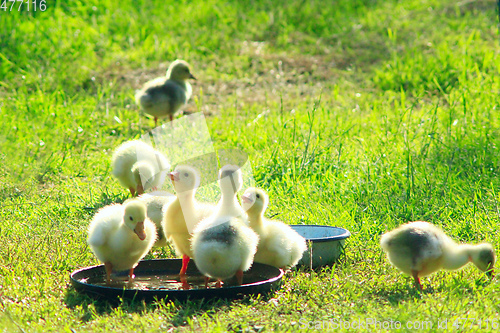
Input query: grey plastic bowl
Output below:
<box><xmin>290</xmin><ymin>225</ymin><xmax>350</xmax><ymax>269</ymax></box>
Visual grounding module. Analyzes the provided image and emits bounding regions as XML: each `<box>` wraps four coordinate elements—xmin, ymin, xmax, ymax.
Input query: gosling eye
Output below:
<box><xmin>256</xmin><ymin>194</ymin><xmax>261</xmax><ymax>199</ymax></box>
<box><xmin>184</xmin><ymin>172</ymin><xmax>189</xmax><ymax>177</ymax></box>
<box><xmin>129</xmin><ymin>216</ymin><xmax>133</xmax><ymax>221</ymax></box>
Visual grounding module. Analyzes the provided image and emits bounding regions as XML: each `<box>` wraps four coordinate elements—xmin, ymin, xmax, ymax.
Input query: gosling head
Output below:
<box><xmin>242</xmin><ymin>187</ymin><xmax>268</xmax><ymax>217</ymax></box>
<box><xmin>123</xmin><ymin>200</ymin><xmax>148</xmax><ymax>241</ymax></box>
<box><xmin>132</xmin><ymin>161</ymin><xmax>156</xmax><ymax>195</ymax></box>
<box><xmin>219</xmin><ymin>164</ymin><xmax>243</xmax><ymax>195</ymax></box>
<box><xmin>471</xmin><ymin>243</ymin><xmax>495</xmax><ymax>277</ymax></box>
<box><xmin>169</xmin><ymin>165</ymin><xmax>200</xmax><ymax>193</ymax></box>
<box><xmin>167</xmin><ymin>60</ymin><xmax>196</xmax><ymax>81</ymax></box>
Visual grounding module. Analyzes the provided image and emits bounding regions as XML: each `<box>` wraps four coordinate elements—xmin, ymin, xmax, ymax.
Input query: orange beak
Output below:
<box><xmin>169</xmin><ymin>171</ymin><xmax>180</xmax><ymax>182</ymax></box>
<box><xmin>136</xmin><ymin>184</ymin><xmax>144</xmax><ymax>195</ymax></box>
<box><xmin>134</xmin><ymin>221</ymin><xmax>147</xmax><ymax>241</ymax></box>
<box><xmin>242</xmin><ymin>193</ymin><xmax>253</xmax><ymax>204</ymax></box>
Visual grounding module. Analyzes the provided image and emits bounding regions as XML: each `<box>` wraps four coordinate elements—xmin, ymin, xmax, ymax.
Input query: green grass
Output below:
<box><xmin>1</xmin><ymin>0</ymin><xmax>500</xmax><ymax>331</ymax></box>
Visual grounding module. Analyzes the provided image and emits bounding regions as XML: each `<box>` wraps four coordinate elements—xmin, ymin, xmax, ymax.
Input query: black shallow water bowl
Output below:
<box><xmin>70</xmin><ymin>259</ymin><xmax>284</xmax><ymax>302</ymax></box>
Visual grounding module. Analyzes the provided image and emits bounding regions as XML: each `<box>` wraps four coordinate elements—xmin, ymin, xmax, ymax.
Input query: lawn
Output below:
<box><xmin>1</xmin><ymin>0</ymin><xmax>500</xmax><ymax>331</ymax></box>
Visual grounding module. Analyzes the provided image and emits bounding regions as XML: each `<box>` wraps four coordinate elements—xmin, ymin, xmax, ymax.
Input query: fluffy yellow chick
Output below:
<box><xmin>135</xmin><ymin>59</ymin><xmax>196</xmax><ymax>126</ymax></box>
<box><xmin>87</xmin><ymin>200</ymin><xmax>157</xmax><ymax>284</ymax></box>
<box><xmin>242</xmin><ymin>187</ymin><xmax>306</xmax><ymax>269</ymax></box>
<box><xmin>380</xmin><ymin>221</ymin><xmax>495</xmax><ymax>290</ymax></box>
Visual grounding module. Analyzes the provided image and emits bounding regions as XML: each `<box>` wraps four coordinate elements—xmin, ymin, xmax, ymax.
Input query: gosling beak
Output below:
<box><xmin>134</xmin><ymin>221</ymin><xmax>147</xmax><ymax>241</ymax></box>
<box><xmin>169</xmin><ymin>171</ymin><xmax>180</xmax><ymax>182</ymax></box>
<box><xmin>136</xmin><ymin>184</ymin><xmax>144</xmax><ymax>195</ymax></box>
<box><xmin>242</xmin><ymin>193</ymin><xmax>253</xmax><ymax>204</ymax></box>
<box><xmin>189</xmin><ymin>73</ymin><xmax>197</xmax><ymax>80</ymax></box>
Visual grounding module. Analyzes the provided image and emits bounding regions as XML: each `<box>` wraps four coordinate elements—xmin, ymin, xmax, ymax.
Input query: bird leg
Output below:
<box><xmin>179</xmin><ymin>274</ymin><xmax>190</xmax><ymax>290</ymax></box>
<box><xmin>180</xmin><ymin>255</ymin><xmax>190</xmax><ymax>275</ymax></box>
<box><xmin>129</xmin><ymin>187</ymin><xmax>136</xmax><ymax>197</ymax></box>
<box><xmin>169</xmin><ymin>114</ymin><xmax>173</xmax><ymax>122</ymax></box>
<box><xmin>136</xmin><ymin>184</ymin><xmax>144</xmax><ymax>196</ymax></box>
<box><xmin>128</xmin><ymin>268</ymin><xmax>135</xmax><ymax>281</ymax></box>
<box><xmin>104</xmin><ymin>262</ymin><xmax>113</xmax><ymax>285</ymax></box>
<box><xmin>236</xmin><ymin>270</ymin><xmax>244</xmax><ymax>286</ymax></box>
<box><xmin>204</xmin><ymin>276</ymin><xmax>210</xmax><ymax>289</ymax></box>
<box><xmin>179</xmin><ymin>255</ymin><xmax>191</xmax><ymax>290</ymax></box>
<box><xmin>126</xmin><ymin>268</ymin><xmax>137</xmax><ymax>288</ymax></box>
<box><xmin>412</xmin><ymin>269</ymin><xmax>422</xmax><ymax>291</ymax></box>
<box><xmin>216</xmin><ymin>280</ymin><xmax>222</xmax><ymax>288</ymax></box>
<box><xmin>154</xmin><ymin>117</ymin><xmax>158</xmax><ymax>127</ymax></box>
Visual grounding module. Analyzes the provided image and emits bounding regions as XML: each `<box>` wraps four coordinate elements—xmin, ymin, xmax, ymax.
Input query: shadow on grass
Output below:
<box><xmin>368</xmin><ymin>284</ymin><xmax>426</xmax><ymax>304</ymax></box>
<box><xmin>369</xmin><ymin>276</ymin><xmax>493</xmax><ymax>304</ymax></box>
<box><xmin>64</xmin><ymin>286</ymin><xmax>272</xmax><ymax>327</ymax></box>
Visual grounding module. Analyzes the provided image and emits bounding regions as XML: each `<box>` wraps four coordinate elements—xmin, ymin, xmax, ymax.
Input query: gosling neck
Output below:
<box><xmin>176</xmin><ymin>189</ymin><xmax>196</xmax><ymax>208</ymax></box>
<box><xmin>220</xmin><ymin>176</ymin><xmax>240</xmax><ymax>209</ymax></box>
<box><xmin>175</xmin><ymin>189</ymin><xmax>200</xmax><ymax>230</ymax></box>
<box><xmin>220</xmin><ymin>190</ymin><xmax>238</xmax><ymax>208</ymax></box>
<box><xmin>247</xmin><ymin>209</ymin><xmax>264</xmax><ymax>229</ymax></box>
<box><xmin>169</xmin><ymin>75</ymin><xmax>189</xmax><ymax>88</ymax></box>
<box><xmin>132</xmin><ymin>162</ymin><xmax>154</xmax><ymax>187</ymax></box>
<box><xmin>442</xmin><ymin>244</ymin><xmax>475</xmax><ymax>270</ymax></box>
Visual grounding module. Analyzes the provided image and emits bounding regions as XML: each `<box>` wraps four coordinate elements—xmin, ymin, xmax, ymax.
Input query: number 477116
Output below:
<box><xmin>1</xmin><ymin>0</ymin><xmax>47</xmax><ymax>11</ymax></box>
